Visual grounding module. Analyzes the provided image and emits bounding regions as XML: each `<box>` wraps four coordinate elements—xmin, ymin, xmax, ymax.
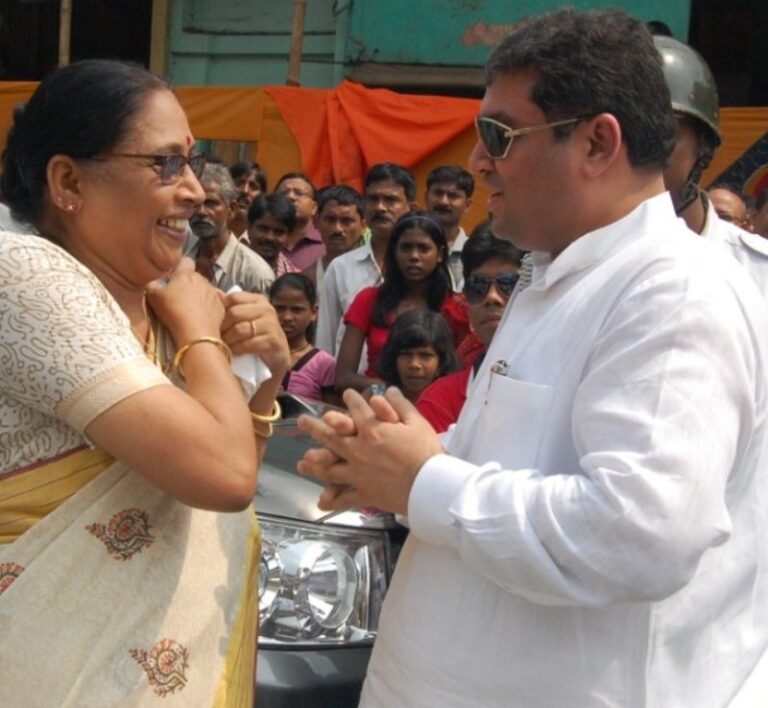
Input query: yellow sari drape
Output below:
<box><xmin>0</xmin><ymin>446</ymin><xmax>259</xmax><ymax>707</ymax></box>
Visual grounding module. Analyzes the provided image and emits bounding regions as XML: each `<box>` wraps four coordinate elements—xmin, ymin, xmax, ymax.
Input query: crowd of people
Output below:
<box><xmin>181</xmin><ymin>152</ymin><xmax>500</xmax><ymax>424</ymax></box>
<box><xmin>2</xmin><ymin>5</ymin><xmax>768</xmax><ymax>707</ymax></box>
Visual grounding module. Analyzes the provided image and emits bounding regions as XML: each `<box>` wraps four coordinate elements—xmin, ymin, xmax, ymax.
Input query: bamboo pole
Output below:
<box><xmin>286</xmin><ymin>0</ymin><xmax>307</xmax><ymax>86</ymax></box>
<box><xmin>58</xmin><ymin>0</ymin><xmax>72</xmax><ymax>68</ymax></box>
<box><xmin>150</xmin><ymin>0</ymin><xmax>171</xmax><ymax>77</ymax></box>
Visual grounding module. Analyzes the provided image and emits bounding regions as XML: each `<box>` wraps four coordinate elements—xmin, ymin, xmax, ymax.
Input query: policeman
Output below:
<box><xmin>656</xmin><ymin>34</ymin><xmax>768</xmax><ymax>300</ymax></box>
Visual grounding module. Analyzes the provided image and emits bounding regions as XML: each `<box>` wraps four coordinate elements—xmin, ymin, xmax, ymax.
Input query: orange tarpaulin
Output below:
<box><xmin>264</xmin><ymin>81</ymin><xmax>480</xmax><ymax>193</ymax></box>
<box><xmin>0</xmin><ymin>80</ymin><xmax>765</xmax><ymax>227</ymax></box>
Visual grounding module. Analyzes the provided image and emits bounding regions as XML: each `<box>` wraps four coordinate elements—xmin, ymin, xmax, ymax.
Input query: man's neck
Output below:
<box><xmin>370</xmin><ymin>231</ymin><xmax>389</xmax><ymax>270</ymax></box>
<box><xmin>549</xmin><ymin>175</ymin><xmax>666</xmax><ymax>260</ymax></box>
<box><xmin>444</xmin><ymin>223</ymin><xmax>461</xmax><ymax>247</ymax></box>
<box><xmin>198</xmin><ymin>231</ymin><xmax>230</xmax><ymax>258</ymax></box>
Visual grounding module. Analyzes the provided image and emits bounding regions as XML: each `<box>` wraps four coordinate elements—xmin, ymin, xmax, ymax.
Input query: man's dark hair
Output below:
<box><xmin>485</xmin><ymin>8</ymin><xmax>676</xmax><ymax>170</ymax></box>
<box><xmin>316</xmin><ymin>184</ymin><xmax>364</xmax><ymax>218</ymax></box>
<box><xmin>269</xmin><ymin>272</ymin><xmax>317</xmax><ymax>307</ymax></box>
<box><xmin>364</xmin><ymin>162</ymin><xmax>417</xmax><ymax>203</ymax></box>
<box><xmin>247</xmin><ymin>193</ymin><xmax>297</xmax><ymax>232</ymax></box>
<box><xmin>275</xmin><ymin>171</ymin><xmax>317</xmax><ymax>198</ymax></box>
<box><xmin>426</xmin><ymin>165</ymin><xmax>475</xmax><ymax>198</ymax></box>
<box><xmin>462</xmin><ymin>222</ymin><xmax>526</xmax><ymax>276</ymax></box>
<box><xmin>1</xmin><ymin>59</ymin><xmax>167</xmax><ymax>226</ymax></box>
<box><xmin>230</xmin><ymin>160</ymin><xmax>268</xmax><ymax>192</ymax></box>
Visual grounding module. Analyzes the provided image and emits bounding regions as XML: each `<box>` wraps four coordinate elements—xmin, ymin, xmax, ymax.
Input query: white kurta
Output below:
<box><xmin>361</xmin><ymin>193</ymin><xmax>768</xmax><ymax>708</ymax></box>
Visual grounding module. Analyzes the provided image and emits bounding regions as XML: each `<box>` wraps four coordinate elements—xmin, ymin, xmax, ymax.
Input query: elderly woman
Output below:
<box><xmin>0</xmin><ymin>60</ymin><xmax>289</xmax><ymax>705</ymax></box>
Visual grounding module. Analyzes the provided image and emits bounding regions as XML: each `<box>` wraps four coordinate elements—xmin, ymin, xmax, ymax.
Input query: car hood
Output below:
<box><xmin>255</xmin><ymin>417</ymin><xmax>396</xmax><ymax>530</ymax></box>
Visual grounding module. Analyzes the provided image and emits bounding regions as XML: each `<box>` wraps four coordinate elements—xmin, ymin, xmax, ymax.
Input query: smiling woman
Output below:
<box><xmin>0</xmin><ymin>59</ymin><xmax>289</xmax><ymax>706</ymax></box>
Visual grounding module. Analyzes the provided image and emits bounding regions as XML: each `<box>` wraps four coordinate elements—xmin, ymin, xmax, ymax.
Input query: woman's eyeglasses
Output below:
<box><xmin>474</xmin><ymin>116</ymin><xmax>581</xmax><ymax>160</ymax></box>
<box><xmin>92</xmin><ymin>153</ymin><xmax>207</xmax><ymax>184</ymax></box>
<box><xmin>464</xmin><ymin>272</ymin><xmax>519</xmax><ymax>304</ymax></box>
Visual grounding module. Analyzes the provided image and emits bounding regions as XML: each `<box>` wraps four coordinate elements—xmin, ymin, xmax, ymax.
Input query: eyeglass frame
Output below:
<box><xmin>89</xmin><ymin>152</ymin><xmax>207</xmax><ymax>184</ymax></box>
<box><xmin>463</xmin><ymin>272</ymin><xmax>520</xmax><ymax>304</ymax></box>
<box><xmin>474</xmin><ymin>116</ymin><xmax>582</xmax><ymax>160</ymax></box>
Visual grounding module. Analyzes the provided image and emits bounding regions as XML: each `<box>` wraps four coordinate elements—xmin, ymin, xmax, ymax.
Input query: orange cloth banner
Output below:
<box><xmin>0</xmin><ymin>79</ymin><xmax>764</xmax><ymax>225</ymax></box>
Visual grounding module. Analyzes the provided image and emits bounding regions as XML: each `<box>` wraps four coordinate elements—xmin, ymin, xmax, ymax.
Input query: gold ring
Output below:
<box><xmin>250</xmin><ymin>320</ymin><xmax>257</xmax><ymax>338</ymax></box>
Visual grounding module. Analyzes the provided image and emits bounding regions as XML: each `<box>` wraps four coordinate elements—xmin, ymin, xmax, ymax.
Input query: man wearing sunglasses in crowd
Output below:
<box><xmin>298</xmin><ymin>8</ymin><xmax>768</xmax><ymax>708</ymax></box>
<box><xmin>417</xmin><ymin>225</ymin><xmax>524</xmax><ymax>433</ymax></box>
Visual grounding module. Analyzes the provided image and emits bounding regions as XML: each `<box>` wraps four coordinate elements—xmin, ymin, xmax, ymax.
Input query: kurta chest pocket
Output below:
<box><xmin>464</xmin><ymin>373</ymin><xmax>554</xmax><ymax>469</ymax></box>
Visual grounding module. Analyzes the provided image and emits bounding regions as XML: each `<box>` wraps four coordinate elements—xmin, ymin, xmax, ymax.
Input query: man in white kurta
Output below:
<box><xmin>364</xmin><ymin>194</ymin><xmax>768</xmax><ymax>707</ymax></box>
<box><xmin>297</xmin><ymin>8</ymin><xmax>768</xmax><ymax>707</ymax></box>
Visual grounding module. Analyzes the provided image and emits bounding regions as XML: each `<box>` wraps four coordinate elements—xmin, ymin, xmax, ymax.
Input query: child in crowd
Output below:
<box><xmin>269</xmin><ymin>273</ymin><xmax>337</xmax><ymax>403</ymax></box>
<box><xmin>377</xmin><ymin>309</ymin><xmax>460</xmax><ymax>403</ymax></box>
<box><xmin>335</xmin><ymin>211</ymin><xmax>469</xmax><ymax>394</ymax></box>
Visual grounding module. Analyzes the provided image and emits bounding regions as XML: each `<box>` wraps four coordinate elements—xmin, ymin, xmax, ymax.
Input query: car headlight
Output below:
<box><xmin>258</xmin><ymin>515</ymin><xmax>391</xmax><ymax>646</ymax></box>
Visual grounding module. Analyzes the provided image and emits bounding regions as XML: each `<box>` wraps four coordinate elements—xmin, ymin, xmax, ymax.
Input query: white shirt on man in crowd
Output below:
<box><xmin>315</xmin><ymin>242</ymin><xmax>382</xmax><ymax>355</ymax></box>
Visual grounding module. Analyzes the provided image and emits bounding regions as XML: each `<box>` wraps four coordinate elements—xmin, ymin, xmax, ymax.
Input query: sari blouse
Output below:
<box><xmin>0</xmin><ymin>231</ymin><xmax>170</xmax><ymax>475</ymax></box>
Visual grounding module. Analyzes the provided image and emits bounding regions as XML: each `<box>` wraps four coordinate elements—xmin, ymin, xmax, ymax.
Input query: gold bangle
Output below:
<box><xmin>252</xmin><ymin>420</ymin><xmax>274</xmax><ymax>439</ymax></box>
<box><xmin>172</xmin><ymin>336</ymin><xmax>232</xmax><ymax>381</ymax></box>
<box><xmin>250</xmin><ymin>400</ymin><xmax>282</xmax><ymax>424</ymax></box>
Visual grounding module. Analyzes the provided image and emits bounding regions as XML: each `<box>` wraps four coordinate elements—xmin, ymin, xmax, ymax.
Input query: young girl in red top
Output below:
<box><xmin>335</xmin><ymin>211</ymin><xmax>468</xmax><ymax>394</ymax></box>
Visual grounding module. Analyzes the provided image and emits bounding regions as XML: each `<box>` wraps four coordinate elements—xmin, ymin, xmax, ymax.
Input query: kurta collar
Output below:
<box><xmin>530</xmin><ymin>192</ymin><xmax>675</xmax><ymax>290</ymax></box>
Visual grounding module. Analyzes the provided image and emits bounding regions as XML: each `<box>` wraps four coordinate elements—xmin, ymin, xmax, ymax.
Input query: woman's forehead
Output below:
<box><xmin>120</xmin><ymin>89</ymin><xmax>193</xmax><ymax>152</ymax></box>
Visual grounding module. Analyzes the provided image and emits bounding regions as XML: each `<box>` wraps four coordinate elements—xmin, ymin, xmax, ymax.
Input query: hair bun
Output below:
<box><xmin>11</xmin><ymin>102</ymin><xmax>25</xmax><ymax>124</ymax></box>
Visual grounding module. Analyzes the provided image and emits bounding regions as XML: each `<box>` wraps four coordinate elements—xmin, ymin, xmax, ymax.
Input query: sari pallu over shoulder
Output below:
<box><xmin>0</xmin><ymin>451</ymin><xmax>259</xmax><ymax>707</ymax></box>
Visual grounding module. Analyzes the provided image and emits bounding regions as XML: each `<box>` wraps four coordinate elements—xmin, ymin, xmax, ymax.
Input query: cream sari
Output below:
<box><xmin>0</xmin><ymin>232</ymin><xmax>259</xmax><ymax>706</ymax></box>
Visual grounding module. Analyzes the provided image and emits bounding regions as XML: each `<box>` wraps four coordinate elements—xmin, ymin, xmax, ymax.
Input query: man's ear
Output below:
<box><xmin>581</xmin><ymin>113</ymin><xmax>623</xmax><ymax>178</ymax></box>
<box><xmin>46</xmin><ymin>154</ymin><xmax>85</xmax><ymax>214</ymax></box>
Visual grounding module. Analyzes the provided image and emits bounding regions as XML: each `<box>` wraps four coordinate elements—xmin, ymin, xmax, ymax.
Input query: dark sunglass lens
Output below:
<box><xmin>496</xmin><ymin>274</ymin><xmax>520</xmax><ymax>298</ymax></box>
<box><xmin>464</xmin><ymin>276</ymin><xmax>490</xmax><ymax>304</ymax></box>
<box><xmin>477</xmin><ymin>119</ymin><xmax>506</xmax><ymax>159</ymax></box>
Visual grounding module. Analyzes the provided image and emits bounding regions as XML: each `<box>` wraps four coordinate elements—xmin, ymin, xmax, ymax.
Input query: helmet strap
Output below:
<box><xmin>674</xmin><ymin>129</ymin><xmax>716</xmax><ymax>217</ymax></box>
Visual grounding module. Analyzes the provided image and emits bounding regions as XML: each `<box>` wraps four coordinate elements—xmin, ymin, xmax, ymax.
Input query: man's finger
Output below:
<box><xmin>384</xmin><ymin>386</ymin><xmax>425</xmax><ymax>424</ymax></box>
<box><xmin>342</xmin><ymin>388</ymin><xmax>380</xmax><ymax>429</ymax></box>
<box><xmin>318</xmin><ymin>484</ymin><xmax>362</xmax><ymax>511</ymax></box>
<box><xmin>322</xmin><ymin>410</ymin><xmax>357</xmax><ymax>435</ymax></box>
<box><xmin>369</xmin><ymin>393</ymin><xmax>402</xmax><ymax>424</ymax></box>
<box><xmin>300</xmin><ymin>446</ymin><xmax>340</xmax><ymax>468</ymax></box>
<box><xmin>298</xmin><ymin>454</ymin><xmax>355</xmax><ymax>487</ymax></box>
<box><xmin>297</xmin><ymin>413</ymin><xmax>350</xmax><ymax>458</ymax></box>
